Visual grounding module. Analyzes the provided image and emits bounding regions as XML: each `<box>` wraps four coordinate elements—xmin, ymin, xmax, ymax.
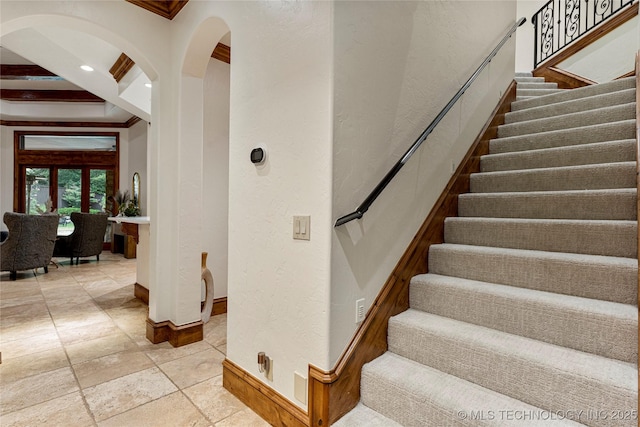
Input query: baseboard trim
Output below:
<box><xmin>223</xmin><ymin>359</ymin><xmax>307</xmax><ymax>427</ymax></box>
<box><xmin>134</xmin><ymin>283</ymin><xmax>149</xmax><ymax>304</ymax></box>
<box><xmin>212</xmin><ymin>297</ymin><xmax>227</xmax><ymax>315</ymax></box>
<box><xmin>135</xmin><ymin>286</ymin><xmax>227</xmax><ymax>317</ymax></box>
<box><xmin>308</xmin><ymin>81</ymin><xmax>518</xmax><ymax>426</ymax></box>
<box><xmin>146</xmin><ymin>318</ymin><xmax>203</xmax><ymax>347</ymax></box>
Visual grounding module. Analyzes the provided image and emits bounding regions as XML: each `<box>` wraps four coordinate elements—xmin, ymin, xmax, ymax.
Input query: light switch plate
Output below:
<box><xmin>293</xmin><ymin>216</ymin><xmax>310</xmax><ymax>240</ymax></box>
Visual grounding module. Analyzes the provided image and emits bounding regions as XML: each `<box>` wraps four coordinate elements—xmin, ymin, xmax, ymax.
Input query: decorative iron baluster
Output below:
<box><xmin>533</xmin><ymin>0</ymin><xmax>637</xmax><ymax>67</ymax></box>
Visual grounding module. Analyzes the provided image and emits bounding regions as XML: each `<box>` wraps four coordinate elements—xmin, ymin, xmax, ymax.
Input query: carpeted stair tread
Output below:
<box><xmin>409</xmin><ymin>273</ymin><xmax>638</xmax><ymax>363</ymax></box>
<box><xmin>481</xmin><ymin>139</ymin><xmax>636</xmax><ymax>172</ymax></box>
<box><xmin>505</xmin><ymin>88</ymin><xmax>636</xmax><ymax>124</ymax></box>
<box><xmin>444</xmin><ymin>217</ymin><xmax>637</xmax><ymax>258</ymax></box>
<box><xmin>332</xmin><ymin>403</ymin><xmax>403</xmax><ymax>427</ymax></box>
<box><xmin>498</xmin><ymin>102</ymin><xmax>635</xmax><ymax>137</ymax></box>
<box><xmin>470</xmin><ymin>162</ymin><xmax>636</xmax><ymax>193</ymax></box>
<box><xmin>515</xmin><ymin>72</ymin><xmax>534</xmax><ymax>77</ymax></box>
<box><xmin>359</xmin><ymin>352</ymin><xmax>582</xmax><ymax>427</ymax></box>
<box><xmin>516</xmin><ymin>82</ymin><xmax>559</xmax><ymax>90</ymax></box>
<box><xmin>489</xmin><ymin>119</ymin><xmax>635</xmax><ymax>154</ymax></box>
<box><xmin>516</xmin><ymin>88</ymin><xmax>566</xmax><ymax>97</ymax></box>
<box><xmin>511</xmin><ymin>76</ymin><xmax>635</xmax><ymax>111</ymax></box>
<box><xmin>388</xmin><ymin>310</ymin><xmax>637</xmax><ymax>427</ymax></box>
<box><xmin>458</xmin><ymin>189</ymin><xmax>637</xmax><ymax>220</ymax></box>
<box><xmin>428</xmin><ymin>243</ymin><xmax>637</xmax><ymax>304</ymax></box>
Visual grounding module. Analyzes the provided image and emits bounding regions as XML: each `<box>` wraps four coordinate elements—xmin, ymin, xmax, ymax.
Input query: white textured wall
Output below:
<box><xmin>330</xmin><ymin>1</ymin><xmax>517</xmax><ymax>365</ymax></box>
<box><xmin>128</xmin><ymin>120</ymin><xmax>148</xmax><ymax>215</ymax></box>
<box><xmin>557</xmin><ymin>17</ymin><xmax>638</xmax><ymax>82</ymax></box>
<box><xmin>203</xmin><ymin>57</ymin><xmax>230</xmax><ymax>299</ymax></box>
<box><xmin>516</xmin><ymin>0</ymin><xmax>544</xmax><ymax>72</ymax></box>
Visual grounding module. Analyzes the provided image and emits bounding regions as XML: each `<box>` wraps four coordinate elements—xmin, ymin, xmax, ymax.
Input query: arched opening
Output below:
<box><xmin>179</xmin><ymin>17</ymin><xmax>231</xmax><ymax>331</ymax></box>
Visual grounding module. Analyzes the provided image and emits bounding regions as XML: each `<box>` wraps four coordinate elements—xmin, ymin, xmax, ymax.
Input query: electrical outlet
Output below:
<box><xmin>355</xmin><ymin>298</ymin><xmax>365</xmax><ymax>323</ymax></box>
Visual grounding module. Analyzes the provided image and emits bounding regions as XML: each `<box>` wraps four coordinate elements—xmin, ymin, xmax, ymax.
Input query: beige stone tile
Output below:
<box><xmin>158</xmin><ymin>348</ymin><xmax>224</xmax><ymax>389</ymax></box>
<box><xmin>65</xmin><ymin>331</ymin><xmax>138</xmax><ymax>365</ymax></box>
<box><xmin>0</xmin><ymin>271</ymin><xmax>38</xmax><ymax>282</ymax></box>
<box><xmin>40</xmin><ymin>285</ymin><xmax>90</xmax><ymax>302</ymax></box>
<box><xmin>203</xmin><ymin>314</ymin><xmax>227</xmax><ymax>348</ymax></box>
<box><xmin>0</xmin><ymin>282</ymin><xmax>41</xmax><ymax>301</ymax></box>
<box><xmin>83</xmin><ymin>367</ymin><xmax>177</xmax><ymax>421</ymax></box>
<box><xmin>56</xmin><ymin>320</ymin><xmax>122</xmax><ymax>346</ymax></box>
<box><xmin>183</xmin><ymin>375</ymin><xmax>246</xmax><ymax>424</ymax></box>
<box><xmin>74</xmin><ymin>349</ymin><xmax>154</xmax><ymax>389</ymax></box>
<box><xmin>93</xmin><ymin>284</ymin><xmax>139</xmax><ymax>310</ymax></box>
<box><xmin>0</xmin><ymin>331</ymin><xmax>63</xmax><ymax>360</ymax></box>
<box><xmin>82</xmin><ymin>278</ymin><xmax>128</xmax><ymax>300</ymax></box>
<box><xmin>0</xmin><ymin>366</ymin><xmax>79</xmax><ymax>414</ymax></box>
<box><xmin>0</xmin><ymin>317</ymin><xmax>57</xmax><ymax>343</ymax></box>
<box><xmin>52</xmin><ymin>310</ymin><xmax>113</xmax><ymax>330</ymax></box>
<box><xmin>214</xmin><ymin>407</ymin><xmax>269</xmax><ymax>427</ymax></box>
<box><xmin>145</xmin><ymin>339</ymin><xmax>213</xmax><ymax>365</ymax></box>
<box><xmin>0</xmin><ymin>293</ymin><xmax>45</xmax><ymax>309</ymax></box>
<box><xmin>0</xmin><ymin>391</ymin><xmax>93</xmax><ymax>427</ymax></box>
<box><xmin>98</xmin><ymin>391</ymin><xmax>210</xmax><ymax>427</ymax></box>
<box><xmin>0</xmin><ymin>347</ymin><xmax>69</xmax><ymax>383</ymax></box>
<box><xmin>217</xmin><ymin>344</ymin><xmax>227</xmax><ymax>355</ymax></box>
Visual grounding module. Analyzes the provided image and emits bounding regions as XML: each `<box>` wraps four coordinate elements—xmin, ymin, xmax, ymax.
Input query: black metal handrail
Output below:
<box><xmin>334</xmin><ymin>17</ymin><xmax>526</xmax><ymax>227</ymax></box>
<box><xmin>533</xmin><ymin>0</ymin><xmax>636</xmax><ymax>68</ymax></box>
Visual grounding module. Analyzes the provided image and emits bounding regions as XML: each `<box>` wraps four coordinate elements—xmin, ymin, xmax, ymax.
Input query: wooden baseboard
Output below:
<box><xmin>223</xmin><ymin>359</ymin><xmax>307</xmax><ymax>427</ymax></box>
<box><xmin>308</xmin><ymin>81</ymin><xmax>518</xmax><ymax>426</ymax></box>
<box><xmin>134</xmin><ymin>286</ymin><xmax>227</xmax><ymax>317</ymax></box>
<box><xmin>212</xmin><ymin>297</ymin><xmax>227</xmax><ymax>315</ymax></box>
<box><xmin>134</xmin><ymin>283</ymin><xmax>149</xmax><ymax>304</ymax></box>
<box><xmin>616</xmin><ymin>70</ymin><xmax>635</xmax><ymax>80</ymax></box>
<box><xmin>146</xmin><ymin>318</ymin><xmax>203</xmax><ymax>347</ymax></box>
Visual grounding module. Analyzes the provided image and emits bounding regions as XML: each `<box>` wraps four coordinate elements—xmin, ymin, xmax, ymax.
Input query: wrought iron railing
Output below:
<box><xmin>334</xmin><ymin>18</ymin><xmax>526</xmax><ymax>227</ymax></box>
<box><xmin>533</xmin><ymin>0</ymin><xmax>636</xmax><ymax>68</ymax></box>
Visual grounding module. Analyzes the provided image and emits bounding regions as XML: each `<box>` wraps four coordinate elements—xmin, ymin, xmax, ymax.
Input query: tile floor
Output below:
<box><xmin>0</xmin><ymin>253</ymin><xmax>269</xmax><ymax>427</ymax></box>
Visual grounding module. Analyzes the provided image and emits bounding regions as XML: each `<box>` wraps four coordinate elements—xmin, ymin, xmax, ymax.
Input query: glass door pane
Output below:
<box><xmin>25</xmin><ymin>168</ymin><xmax>50</xmax><ymax>215</ymax></box>
<box><xmin>57</xmin><ymin>168</ymin><xmax>82</xmax><ymax>236</ymax></box>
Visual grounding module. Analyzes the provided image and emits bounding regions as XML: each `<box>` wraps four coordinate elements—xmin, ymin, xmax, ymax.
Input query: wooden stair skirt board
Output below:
<box><xmin>534</xmin><ymin>2</ymin><xmax>638</xmax><ymax>89</ymax></box>
<box><xmin>223</xmin><ymin>359</ymin><xmax>308</xmax><ymax>427</ymax></box>
<box><xmin>222</xmin><ymin>82</ymin><xmax>516</xmax><ymax>426</ymax></box>
<box><xmin>636</xmin><ymin>50</ymin><xmax>639</xmax><ymax>307</ymax></box>
<box><xmin>146</xmin><ymin>318</ymin><xmax>203</xmax><ymax>347</ymax></box>
<box><xmin>134</xmin><ymin>284</ymin><xmax>227</xmax><ymax>316</ymax></box>
<box><xmin>304</xmin><ymin>81</ymin><xmax>518</xmax><ymax>427</ymax></box>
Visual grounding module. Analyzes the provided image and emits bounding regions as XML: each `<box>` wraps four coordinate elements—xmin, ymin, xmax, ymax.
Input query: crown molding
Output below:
<box><xmin>125</xmin><ymin>0</ymin><xmax>189</xmax><ymax>20</ymax></box>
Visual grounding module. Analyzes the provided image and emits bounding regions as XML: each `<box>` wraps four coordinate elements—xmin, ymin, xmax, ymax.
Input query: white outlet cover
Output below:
<box><xmin>356</xmin><ymin>298</ymin><xmax>365</xmax><ymax>323</ymax></box>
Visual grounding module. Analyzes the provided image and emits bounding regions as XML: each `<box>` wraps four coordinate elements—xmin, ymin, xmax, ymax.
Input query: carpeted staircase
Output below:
<box><xmin>334</xmin><ymin>74</ymin><xmax>638</xmax><ymax>426</ymax></box>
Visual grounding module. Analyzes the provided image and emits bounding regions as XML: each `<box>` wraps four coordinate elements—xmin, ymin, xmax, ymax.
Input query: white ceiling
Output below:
<box><xmin>0</xmin><ymin>26</ymin><xmax>150</xmax><ymax>124</ymax></box>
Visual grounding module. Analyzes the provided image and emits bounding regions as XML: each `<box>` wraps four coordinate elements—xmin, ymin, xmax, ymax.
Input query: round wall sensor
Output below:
<box><xmin>250</xmin><ymin>147</ymin><xmax>266</xmax><ymax>165</ymax></box>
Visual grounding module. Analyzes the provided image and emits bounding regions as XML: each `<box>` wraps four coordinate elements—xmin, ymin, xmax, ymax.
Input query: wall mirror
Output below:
<box><xmin>132</xmin><ymin>172</ymin><xmax>141</xmax><ymax>206</ymax></box>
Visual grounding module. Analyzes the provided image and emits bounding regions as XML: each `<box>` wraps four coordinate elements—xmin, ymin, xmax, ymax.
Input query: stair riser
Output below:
<box><xmin>388</xmin><ymin>315</ymin><xmax>637</xmax><ymax>427</ymax></box>
<box><xmin>444</xmin><ymin>218</ymin><xmax>637</xmax><ymax>258</ymax></box>
<box><xmin>470</xmin><ymin>162</ymin><xmax>636</xmax><ymax>193</ymax></box>
<box><xmin>511</xmin><ymin>77</ymin><xmax>635</xmax><ymax>111</ymax></box>
<box><xmin>505</xmin><ymin>89</ymin><xmax>636</xmax><ymax>124</ymax></box>
<box><xmin>516</xmin><ymin>82</ymin><xmax>559</xmax><ymax>90</ymax></box>
<box><xmin>498</xmin><ymin>103</ymin><xmax>636</xmax><ymax>138</ymax></box>
<box><xmin>458</xmin><ymin>190</ymin><xmax>637</xmax><ymax>221</ymax></box>
<box><xmin>514</xmin><ymin>76</ymin><xmax>545</xmax><ymax>83</ymax></box>
<box><xmin>481</xmin><ymin>140</ymin><xmax>636</xmax><ymax>172</ymax></box>
<box><xmin>428</xmin><ymin>245</ymin><xmax>637</xmax><ymax>304</ymax></box>
<box><xmin>490</xmin><ymin>120</ymin><xmax>635</xmax><ymax>154</ymax></box>
<box><xmin>410</xmin><ymin>277</ymin><xmax>637</xmax><ymax>363</ymax></box>
<box><xmin>517</xmin><ymin>88</ymin><xmax>565</xmax><ymax>97</ymax></box>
